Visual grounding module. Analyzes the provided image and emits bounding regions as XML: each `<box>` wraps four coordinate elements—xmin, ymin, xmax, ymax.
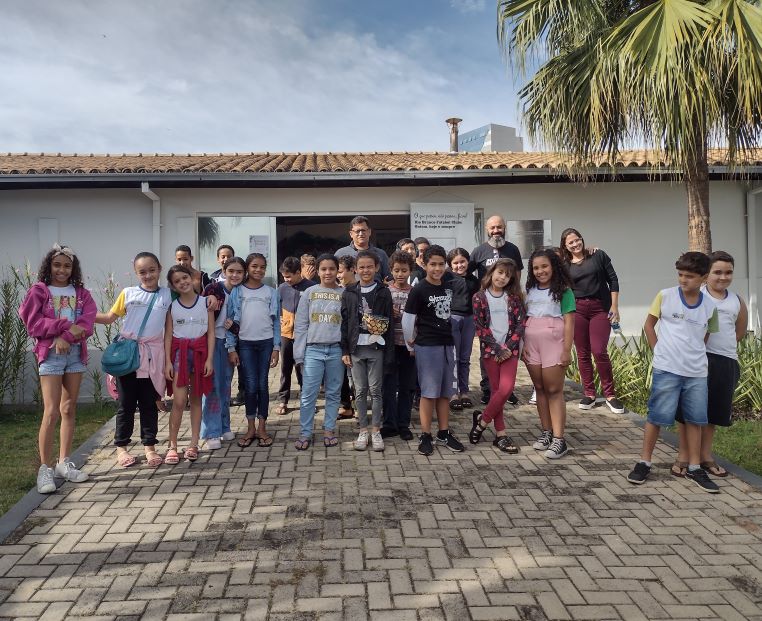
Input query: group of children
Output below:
<box><xmin>20</xmin><ymin>234</ymin><xmax>745</xmax><ymax>495</ymax></box>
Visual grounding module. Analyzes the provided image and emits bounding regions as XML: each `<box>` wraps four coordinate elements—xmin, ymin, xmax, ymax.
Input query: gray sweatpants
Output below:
<box><xmin>351</xmin><ymin>345</ymin><xmax>384</xmax><ymax>429</ymax></box>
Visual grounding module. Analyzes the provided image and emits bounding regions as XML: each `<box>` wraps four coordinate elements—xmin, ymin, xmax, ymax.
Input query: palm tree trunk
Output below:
<box><xmin>684</xmin><ymin>133</ymin><xmax>712</xmax><ymax>254</ymax></box>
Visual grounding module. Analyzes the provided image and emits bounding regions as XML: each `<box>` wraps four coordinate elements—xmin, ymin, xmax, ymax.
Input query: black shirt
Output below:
<box><xmin>567</xmin><ymin>250</ymin><xmax>619</xmax><ymax>311</ymax></box>
<box><xmin>449</xmin><ymin>273</ymin><xmax>479</xmax><ymax>316</ymax></box>
<box><xmin>469</xmin><ymin>242</ymin><xmax>524</xmax><ymax>281</ymax></box>
<box><xmin>404</xmin><ymin>279</ymin><xmax>454</xmax><ymax>346</ymax></box>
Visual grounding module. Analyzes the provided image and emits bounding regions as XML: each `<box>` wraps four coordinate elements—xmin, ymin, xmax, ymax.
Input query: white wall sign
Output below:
<box><xmin>410</xmin><ymin>203</ymin><xmax>477</xmax><ymax>251</ymax></box>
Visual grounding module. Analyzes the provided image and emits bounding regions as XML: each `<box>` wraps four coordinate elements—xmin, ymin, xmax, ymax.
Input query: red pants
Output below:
<box><xmin>482</xmin><ymin>356</ymin><xmax>519</xmax><ymax>432</ymax></box>
<box><xmin>574</xmin><ymin>297</ymin><xmax>615</xmax><ymax>398</ymax></box>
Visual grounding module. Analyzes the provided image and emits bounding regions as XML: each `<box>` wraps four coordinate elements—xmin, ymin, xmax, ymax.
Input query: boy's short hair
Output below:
<box><xmin>675</xmin><ymin>251</ymin><xmax>711</xmax><ymax>275</ymax></box>
<box><xmin>338</xmin><ymin>255</ymin><xmax>356</xmax><ymax>270</ymax></box>
<box><xmin>175</xmin><ymin>244</ymin><xmax>192</xmax><ymax>255</ymax></box>
<box><xmin>423</xmin><ymin>245</ymin><xmax>447</xmax><ymax>264</ymax></box>
<box><xmin>709</xmin><ymin>250</ymin><xmax>734</xmax><ymax>267</ymax></box>
<box><xmin>350</xmin><ymin>215</ymin><xmax>370</xmax><ymax>228</ymax></box>
<box><xmin>216</xmin><ymin>244</ymin><xmax>234</xmax><ymax>257</ymax></box>
<box><xmin>280</xmin><ymin>256</ymin><xmax>301</xmax><ymax>274</ymax></box>
<box><xmin>389</xmin><ymin>250</ymin><xmax>414</xmax><ymax>270</ymax></box>
<box><xmin>396</xmin><ymin>237</ymin><xmax>415</xmax><ymax>250</ymax></box>
<box><xmin>300</xmin><ymin>253</ymin><xmax>316</xmax><ymax>266</ymax></box>
<box><xmin>356</xmin><ymin>250</ymin><xmax>379</xmax><ymax>265</ymax></box>
<box><xmin>414</xmin><ymin>236</ymin><xmax>430</xmax><ymax>247</ymax></box>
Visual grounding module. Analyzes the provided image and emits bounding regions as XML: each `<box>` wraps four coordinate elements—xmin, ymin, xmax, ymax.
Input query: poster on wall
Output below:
<box><xmin>410</xmin><ymin>203</ymin><xmax>477</xmax><ymax>252</ymax></box>
<box><xmin>249</xmin><ymin>234</ymin><xmax>270</xmax><ymax>257</ymax></box>
<box><xmin>506</xmin><ymin>219</ymin><xmax>552</xmax><ymax>259</ymax></box>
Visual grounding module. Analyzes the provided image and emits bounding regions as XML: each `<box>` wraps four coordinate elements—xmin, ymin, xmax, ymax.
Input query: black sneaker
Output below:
<box><xmin>544</xmin><ymin>437</ymin><xmax>568</xmax><ymax>459</ymax></box>
<box><xmin>606</xmin><ymin>398</ymin><xmax>625</xmax><ymax>414</ymax></box>
<box><xmin>685</xmin><ymin>467</ymin><xmax>720</xmax><ymax>493</ymax></box>
<box><xmin>578</xmin><ymin>396</ymin><xmax>596</xmax><ymax>410</ymax></box>
<box><xmin>380</xmin><ymin>427</ymin><xmax>399</xmax><ymax>438</ymax></box>
<box><xmin>480</xmin><ymin>393</ymin><xmax>491</xmax><ymax>405</ymax></box>
<box><xmin>418</xmin><ymin>432</ymin><xmax>434</xmax><ymax>456</ymax></box>
<box><xmin>627</xmin><ymin>462</ymin><xmax>651</xmax><ymax>485</ymax></box>
<box><xmin>507</xmin><ymin>392</ymin><xmax>519</xmax><ymax>406</ymax></box>
<box><xmin>532</xmin><ymin>430</ymin><xmax>553</xmax><ymax>450</ymax></box>
<box><xmin>399</xmin><ymin>427</ymin><xmax>414</xmax><ymax>441</ymax></box>
<box><xmin>436</xmin><ymin>430</ymin><xmax>465</xmax><ymax>453</ymax></box>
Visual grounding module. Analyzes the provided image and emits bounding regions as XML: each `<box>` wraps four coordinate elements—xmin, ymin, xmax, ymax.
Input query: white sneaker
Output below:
<box><xmin>37</xmin><ymin>465</ymin><xmax>56</xmax><ymax>494</ymax></box>
<box><xmin>54</xmin><ymin>458</ymin><xmax>88</xmax><ymax>483</ymax></box>
<box><xmin>221</xmin><ymin>432</ymin><xmax>236</xmax><ymax>442</ymax></box>
<box><xmin>206</xmin><ymin>438</ymin><xmax>222</xmax><ymax>450</ymax></box>
<box><xmin>529</xmin><ymin>389</ymin><xmax>537</xmax><ymax>405</ymax></box>
<box><xmin>354</xmin><ymin>431</ymin><xmax>369</xmax><ymax>451</ymax></box>
<box><xmin>371</xmin><ymin>431</ymin><xmax>385</xmax><ymax>452</ymax></box>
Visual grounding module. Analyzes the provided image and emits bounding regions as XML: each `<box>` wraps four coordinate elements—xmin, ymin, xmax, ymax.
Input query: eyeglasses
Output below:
<box><xmin>351</xmin><ymin>229</ymin><xmax>369</xmax><ymax>235</ymax></box>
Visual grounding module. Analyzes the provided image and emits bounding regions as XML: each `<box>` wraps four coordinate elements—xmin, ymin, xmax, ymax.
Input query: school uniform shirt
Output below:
<box><xmin>703</xmin><ymin>286</ymin><xmax>741</xmax><ymax>360</ymax></box>
<box><xmin>403</xmin><ymin>279</ymin><xmax>454</xmax><ymax>347</ymax></box>
<box><xmin>47</xmin><ymin>285</ymin><xmax>77</xmax><ymax>322</ymax></box>
<box><xmin>525</xmin><ymin>287</ymin><xmax>576</xmax><ymax>317</ymax></box>
<box><xmin>278</xmin><ymin>278</ymin><xmax>315</xmax><ymax>340</ymax></box>
<box><xmin>171</xmin><ymin>296</ymin><xmax>209</xmax><ymax>340</ymax></box>
<box><xmin>649</xmin><ymin>286</ymin><xmax>719</xmax><ymax>377</ymax></box>
<box><xmin>239</xmin><ymin>284</ymin><xmax>277</xmax><ymax>342</ymax></box>
<box><xmin>110</xmin><ymin>286</ymin><xmax>173</xmax><ymax>338</ymax></box>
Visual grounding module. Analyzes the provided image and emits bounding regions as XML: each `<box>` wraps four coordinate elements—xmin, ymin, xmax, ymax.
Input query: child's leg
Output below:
<box><xmin>493</xmin><ymin>357</ymin><xmax>519</xmax><ymax>435</ymax></box>
<box><xmin>351</xmin><ymin>350</ymin><xmax>371</xmax><ymax>431</ymax></box>
<box><xmin>238</xmin><ymin>341</ymin><xmax>259</xmax><ymax>441</ymax></box>
<box><xmin>366</xmin><ymin>348</ymin><xmax>384</xmax><ymax>432</ymax></box>
<box><xmin>188</xmin><ymin>385</ymin><xmax>202</xmax><ymax>449</ymax></box>
<box><xmin>434</xmin><ymin>397</ymin><xmax>450</xmax><ymax>430</ymax></box>
<box><xmin>640</xmin><ymin>421</ymin><xmax>661</xmax><ymax>462</ymax></box>
<box><xmin>540</xmin><ymin>365</ymin><xmax>567</xmax><ymax>438</ymax></box>
<box><xmin>58</xmin><ymin>372</ymin><xmax>83</xmax><ymax>461</ymax></box>
<box><xmin>39</xmin><ymin>375</ymin><xmax>63</xmax><ymax>467</ymax></box>
<box><xmin>397</xmin><ymin>349</ymin><xmax>416</xmax><ymax>430</ymax></box>
<box><xmin>381</xmin><ymin>364</ymin><xmax>399</xmax><ymax>432</ymax></box>
<box><xmin>114</xmin><ymin>373</ymin><xmax>140</xmax><ymax>451</ymax></box>
<box><xmin>458</xmin><ymin>315</ymin><xmax>476</xmax><ymax>397</ymax></box>
<box><xmin>700</xmin><ymin>424</ymin><xmax>717</xmax><ymax>463</ymax></box>
<box><xmin>419</xmin><ymin>397</ymin><xmax>435</xmax><ymax>433</ymax></box>
<box><xmin>278</xmin><ymin>336</ymin><xmax>295</xmax><ymax>406</ymax></box>
<box><xmin>169</xmin><ymin>383</ymin><xmax>188</xmax><ymax>449</ymax></box>
<box><xmin>526</xmin><ymin>364</ymin><xmax>551</xmax><ymax>431</ymax></box>
<box><xmin>642</xmin><ymin>369</ymin><xmax>681</xmax><ymax>462</ymax></box>
<box><xmin>201</xmin><ymin>338</ymin><xmax>227</xmax><ymax>440</ymax></box>
<box><xmin>450</xmin><ymin>315</ymin><xmax>464</xmax><ymax>397</ymax></box>
<box><xmin>255</xmin><ymin>340</ymin><xmax>274</xmax><ymax>439</ymax></box>
<box><xmin>322</xmin><ymin>345</ymin><xmax>344</xmax><ymax>435</ymax></box>
<box><xmin>676</xmin><ymin>421</ymin><xmax>688</xmax><ymax>466</ymax></box>
<box><xmin>135</xmin><ymin>379</ymin><xmax>159</xmax><ymax>453</ymax></box>
<box><xmin>299</xmin><ymin>346</ymin><xmax>324</xmax><ymax>438</ymax></box>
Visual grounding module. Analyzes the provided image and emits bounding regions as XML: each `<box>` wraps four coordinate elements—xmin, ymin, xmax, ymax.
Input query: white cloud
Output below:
<box><xmin>0</xmin><ymin>0</ymin><xmax>520</xmax><ymax>153</ymax></box>
<box><xmin>450</xmin><ymin>0</ymin><xmax>486</xmax><ymax>13</ymax></box>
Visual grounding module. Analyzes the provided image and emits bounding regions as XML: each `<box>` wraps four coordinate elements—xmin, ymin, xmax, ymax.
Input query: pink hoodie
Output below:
<box><xmin>18</xmin><ymin>282</ymin><xmax>97</xmax><ymax>364</ymax></box>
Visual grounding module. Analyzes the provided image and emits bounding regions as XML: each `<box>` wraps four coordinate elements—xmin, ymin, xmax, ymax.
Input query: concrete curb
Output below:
<box><xmin>0</xmin><ymin>412</ymin><xmax>116</xmax><ymax>543</ymax></box>
<box><xmin>564</xmin><ymin>378</ymin><xmax>762</xmax><ymax>490</ymax></box>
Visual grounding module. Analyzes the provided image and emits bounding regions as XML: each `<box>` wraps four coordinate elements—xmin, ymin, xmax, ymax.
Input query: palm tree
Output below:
<box><xmin>498</xmin><ymin>0</ymin><xmax>762</xmax><ymax>253</ymax></box>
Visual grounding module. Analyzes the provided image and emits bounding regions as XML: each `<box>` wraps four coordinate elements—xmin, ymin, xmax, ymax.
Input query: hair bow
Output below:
<box><xmin>52</xmin><ymin>243</ymin><xmax>76</xmax><ymax>261</ymax></box>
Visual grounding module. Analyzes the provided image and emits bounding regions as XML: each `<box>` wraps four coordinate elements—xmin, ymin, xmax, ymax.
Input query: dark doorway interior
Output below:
<box><xmin>276</xmin><ymin>214</ymin><xmax>409</xmax><ymax>270</ymax></box>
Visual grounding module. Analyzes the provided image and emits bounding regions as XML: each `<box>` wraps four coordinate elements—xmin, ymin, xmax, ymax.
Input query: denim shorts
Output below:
<box><xmin>39</xmin><ymin>344</ymin><xmax>87</xmax><ymax>376</ymax></box>
<box><xmin>647</xmin><ymin>368</ymin><xmax>708</xmax><ymax>427</ymax></box>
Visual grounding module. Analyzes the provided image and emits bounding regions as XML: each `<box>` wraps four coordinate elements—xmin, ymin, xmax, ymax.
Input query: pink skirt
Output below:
<box><xmin>523</xmin><ymin>316</ymin><xmax>565</xmax><ymax>368</ymax></box>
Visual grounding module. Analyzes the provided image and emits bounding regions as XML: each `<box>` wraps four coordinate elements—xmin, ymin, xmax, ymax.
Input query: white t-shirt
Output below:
<box><xmin>703</xmin><ymin>286</ymin><xmax>741</xmax><ymax>360</ymax></box>
<box><xmin>47</xmin><ymin>285</ymin><xmax>77</xmax><ymax>323</ymax></box>
<box><xmin>171</xmin><ymin>296</ymin><xmax>209</xmax><ymax>340</ymax></box>
<box><xmin>486</xmin><ymin>290</ymin><xmax>508</xmax><ymax>346</ymax></box>
<box><xmin>239</xmin><ymin>284</ymin><xmax>276</xmax><ymax>342</ymax></box>
<box><xmin>110</xmin><ymin>286</ymin><xmax>173</xmax><ymax>338</ymax></box>
<box><xmin>214</xmin><ymin>289</ymin><xmax>230</xmax><ymax>340</ymax></box>
<box><xmin>525</xmin><ymin>287</ymin><xmax>576</xmax><ymax>318</ymax></box>
<box><xmin>649</xmin><ymin>286</ymin><xmax>719</xmax><ymax>377</ymax></box>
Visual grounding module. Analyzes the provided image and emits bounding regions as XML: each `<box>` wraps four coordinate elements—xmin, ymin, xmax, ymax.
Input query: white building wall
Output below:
<box><xmin>0</xmin><ymin>179</ymin><xmax>756</xmax><ymax>401</ymax></box>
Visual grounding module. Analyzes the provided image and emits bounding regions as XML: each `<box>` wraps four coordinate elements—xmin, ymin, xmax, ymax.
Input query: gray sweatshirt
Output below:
<box><xmin>293</xmin><ymin>284</ymin><xmax>344</xmax><ymax>363</ymax></box>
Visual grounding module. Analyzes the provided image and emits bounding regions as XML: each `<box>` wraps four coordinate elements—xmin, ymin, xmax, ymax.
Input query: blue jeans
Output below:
<box><xmin>239</xmin><ymin>338</ymin><xmax>274</xmax><ymax>421</ymax></box>
<box><xmin>201</xmin><ymin>338</ymin><xmax>233</xmax><ymax>439</ymax></box>
<box><xmin>300</xmin><ymin>343</ymin><xmax>343</xmax><ymax>438</ymax></box>
<box><xmin>451</xmin><ymin>314</ymin><xmax>475</xmax><ymax>394</ymax></box>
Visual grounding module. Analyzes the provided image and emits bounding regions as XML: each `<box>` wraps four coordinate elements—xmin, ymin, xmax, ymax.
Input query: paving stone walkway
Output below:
<box><xmin>1</xmin><ymin>363</ymin><xmax>762</xmax><ymax>621</ymax></box>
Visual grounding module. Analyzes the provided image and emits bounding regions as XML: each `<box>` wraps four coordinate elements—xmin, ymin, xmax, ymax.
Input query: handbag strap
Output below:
<box><xmin>136</xmin><ymin>291</ymin><xmax>159</xmax><ymax>339</ymax></box>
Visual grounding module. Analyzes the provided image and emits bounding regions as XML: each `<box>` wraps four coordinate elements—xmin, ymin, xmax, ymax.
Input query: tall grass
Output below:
<box><xmin>567</xmin><ymin>332</ymin><xmax>762</xmax><ymax>419</ymax></box>
<box><xmin>0</xmin><ymin>265</ymin><xmax>33</xmax><ymax>405</ymax></box>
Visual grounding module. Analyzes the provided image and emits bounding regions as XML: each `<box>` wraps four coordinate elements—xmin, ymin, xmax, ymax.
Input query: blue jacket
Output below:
<box><xmin>224</xmin><ymin>284</ymin><xmax>281</xmax><ymax>352</ymax></box>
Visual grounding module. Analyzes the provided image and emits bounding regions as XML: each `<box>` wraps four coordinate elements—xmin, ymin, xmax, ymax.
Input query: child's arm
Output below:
<box><xmin>95</xmin><ymin>288</ymin><xmax>126</xmax><ymax>326</ymax></box>
<box><xmin>18</xmin><ymin>287</ymin><xmax>71</xmax><ymax>339</ymax></box>
<box><xmin>644</xmin><ymin>314</ymin><xmax>658</xmax><ymax>350</ymax></box>
<box><xmin>224</xmin><ymin>289</ymin><xmax>240</xmax><ymax>354</ymax></box>
<box><xmin>737</xmin><ymin>296</ymin><xmax>749</xmax><ymax>342</ymax></box>
<box><xmin>204</xmin><ymin>308</ymin><xmax>215</xmax><ymax>376</ymax></box>
<box><xmin>561</xmin><ymin>312</ymin><xmax>574</xmax><ymax>366</ymax></box>
<box><xmin>340</xmin><ymin>292</ymin><xmax>352</xmax><ymax>366</ymax></box>
<box><xmin>164</xmin><ymin>312</ymin><xmax>174</xmax><ymax>381</ymax></box>
<box><xmin>270</xmin><ymin>290</ymin><xmax>281</xmax><ymax>368</ymax></box>
<box><xmin>95</xmin><ymin>311</ymin><xmax>119</xmax><ymax>325</ymax></box>
<box><xmin>293</xmin><ymin>290</ymin><xmax>310</xmax><ymax>365</ymax></box>
<box><xmin>401</xmin><ymin>312</ymin><xmax>417</xmax><ymax>352</ymax></box>
<box><xmin>505</xmin><ymin>295</ymin><xmax>526</xmax><ymax>356</ymax></box>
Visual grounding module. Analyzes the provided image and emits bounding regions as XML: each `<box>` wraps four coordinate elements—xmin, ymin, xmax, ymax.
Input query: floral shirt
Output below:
<box><xmin>472</xmin><ymin>290</ymin><xmax>526</xmax><ymax>360</ymax></box>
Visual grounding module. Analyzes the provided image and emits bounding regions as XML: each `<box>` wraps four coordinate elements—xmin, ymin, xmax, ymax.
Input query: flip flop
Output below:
<box><xmin>701</xmin><ymin>460</ymin><xmax>729</xmax><ymax>477</ymax></box>
<box><xmin>184</xmin><ymin>446</ymin><xmax>199</xmax><ymax>461</ymax></box>
<box><xmin>257</xmin><ymin>436</ymin><xmax>274</xmax><ymax>447</ymax></box>
<box><xmin>144</xmin><ymin>451</ymin><xmax>163</xmax><ymax>468</ymax></box>
<box><xmin>323</xmin><ymin>435</ymin><xmax>339</xmax><ymax>447</ymax></box>
<box><xmin>116</xmin><ymin>452</ymin><xmax>137</xmax><ymax>468</ymax></box>
<box><xmin>164</xmin><ymin>448</ymin><xmax>180</xmax><ymax>465</ymax></box>
<box><xmin>671</xmin><ymin>460</ymin><xmax>688</xmax><ymax>478</ymax></box>
<box><xmin>294</xmin><ymin>438</ymin><xmax>311</xmax><ymax>450</ymax></box>
<box><xmin>237</xmin><ymin>436</ymin><xmax>257</xmax><ymax>448</ymax></box>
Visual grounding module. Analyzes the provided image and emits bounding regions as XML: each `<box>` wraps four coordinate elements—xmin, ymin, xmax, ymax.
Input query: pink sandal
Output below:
<box><xmin>184</xmin><ymin>446</ymin><xmax>199</xmax><ymax>461</ymax></box>
<box><xmin>116</xmin><ymin>452</ymin><xmax>136</xmax><ymax>468</ymax></box>
<box><xmin>144</xmin><ymin>451</ymin><xmax>163</xmax><ymax>468</ymax></box>
<box><xmin>164</xmin><ymin>448</ymin><xmax>180</xmax><ymax>465</ymax></box>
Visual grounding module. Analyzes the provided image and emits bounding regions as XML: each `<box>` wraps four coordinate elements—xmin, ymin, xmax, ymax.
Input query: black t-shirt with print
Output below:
<box><xmin>469</xmin><ymin>241</ymin><xmax>524</xmax><ymax>281</ymax></box>
<box><xmin>404</xmin><ymin>279</ymin><xmax>454</xmax><ymax>346</ymax></box>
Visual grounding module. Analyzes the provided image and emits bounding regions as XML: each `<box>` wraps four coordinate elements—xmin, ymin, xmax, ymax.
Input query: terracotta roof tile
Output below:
<box><xmin>0</xmin><ymin>149</ymin><xmax>759</xmax><ymax>176</ymax></box>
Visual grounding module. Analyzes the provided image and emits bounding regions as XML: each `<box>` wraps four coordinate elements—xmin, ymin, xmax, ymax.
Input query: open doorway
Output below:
<box><xmin>276</xmin><ymin>214</ymin><xmax>410</xmax><ymax>268</ymax></box>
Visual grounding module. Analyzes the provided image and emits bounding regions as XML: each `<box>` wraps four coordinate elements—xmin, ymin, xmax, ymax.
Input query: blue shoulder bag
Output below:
<box><xmin>101</xmin><ymin>292</ymin><xmax>158</xmax><ymax>377</ymax></box>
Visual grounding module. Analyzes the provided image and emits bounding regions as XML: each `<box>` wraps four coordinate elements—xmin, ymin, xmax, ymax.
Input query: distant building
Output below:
<box><xmin>458</xmin><ymin>123</ymin><xmax>523</xmax><ymax>152</ymax></box>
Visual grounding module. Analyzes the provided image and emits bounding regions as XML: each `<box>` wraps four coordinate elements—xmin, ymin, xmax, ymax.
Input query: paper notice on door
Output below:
<box><xmin>249</xmin><ymin>234</ymin><xmax>269</xmax><ymax>257</ymax></box>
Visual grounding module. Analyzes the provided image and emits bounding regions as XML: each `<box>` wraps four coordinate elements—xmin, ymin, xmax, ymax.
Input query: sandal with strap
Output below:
<box><xmin>670</xmin><ymin>460</ymin><xmax>688</xmax><ymax>478</ymax></box>
<box><xmin>469</xmin><ymin>410</ymin><xmax>486</xmax><ymax>445</ymax></box>
<box><xmin>258</xmin><ymin>435</ymin><xmax>274</xmax><ymax>447</ymax></box>
<box><xmin>701</xmin><ymin>460</ymin><xmax>729</xmax><ymax>477</ymax></box>
<box><xmin>116</xmin><ymin>452</ymin><xmax>137</xmax><ymax>468</ymax></box>
<box><xmin>237</xmin><ymin>435</ymin><xmax>257</xmax><ymax>448</ymax></box>
<box><xmin>295</xmin><ymin>437</ymin><xmax>311</xmax><ymax>451</ymax></box>
<box><xmin>164</xmin><ymin>448</ymin><xmax>180</xmax><ymax>465</ymax></box>
<box><xmin>184</xmin><ymin>446</ymin><xmax>199</xmax><ymax>461</ymax></box>
<box><xmin>144</xmin><ymin>451</ymin><xmax>163</xmax><ymax>468</ymax></box>
<box><xmin>460</xmin><ymin>397</ymin><xmax>474</xmax><ymax>409</ymax></box>
<box><xmin>493</xmin><ymin>436</ymin><xmax>520</xmax><ymax>454</ymax></box>
<box><xmin>323</xmin><ymin>435</ymin><xmax>339</xmax><ymax>447</ymax></box>
<box><xmin>275</xmin><ymin>403</ymin><xmax>289</xmax><ymax>416</ymax></box>
<box><xmin>449</xmin><ymin>397</ymin><xmax>463</xmax><ymax>411</ymax></box>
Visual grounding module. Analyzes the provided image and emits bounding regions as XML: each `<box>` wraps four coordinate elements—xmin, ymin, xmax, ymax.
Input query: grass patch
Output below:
<box><xmin>713</xmin><ymin>420</ymin><xmax>762</xmax><ymax>477</ymax></box>
<box><xmin>0</xmin><ymin>403</ymin><xmax>115</xmax><ymax>516</ymax></box>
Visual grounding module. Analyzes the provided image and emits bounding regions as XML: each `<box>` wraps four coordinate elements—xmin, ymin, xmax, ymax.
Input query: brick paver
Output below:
<box><xmin>1</xmin><ymin>360</ymin><xmax>762</xmax><ymax>620</ymax></box>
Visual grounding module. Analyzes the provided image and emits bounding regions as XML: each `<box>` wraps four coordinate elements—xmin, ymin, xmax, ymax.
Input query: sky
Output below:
<box><xmin>0</xmin><ymin>0</ymin><xmax>525</xmax><ymax>154</ymax></box>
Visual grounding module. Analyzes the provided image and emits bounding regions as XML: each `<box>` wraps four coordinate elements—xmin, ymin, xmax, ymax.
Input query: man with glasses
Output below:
<box><xmin>335</xmin><ymin>216</ymin><xmax>391</xmax><ymax>282</ymax></box>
